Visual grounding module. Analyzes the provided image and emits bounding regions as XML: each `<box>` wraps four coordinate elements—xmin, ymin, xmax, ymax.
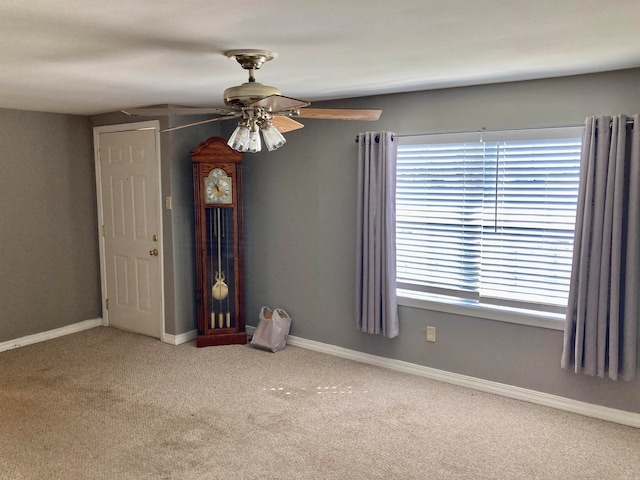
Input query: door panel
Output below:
<box><xmin>98</xmin><ymin>128</ymin><xmax>163</xmax><ymax>338</ymax></box>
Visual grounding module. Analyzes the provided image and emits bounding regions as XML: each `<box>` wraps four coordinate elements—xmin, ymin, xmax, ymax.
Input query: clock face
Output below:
<box><xmin>204</xmin><ymin>175</ymin><xmax>232</xmax><ymax>204</ymax></box>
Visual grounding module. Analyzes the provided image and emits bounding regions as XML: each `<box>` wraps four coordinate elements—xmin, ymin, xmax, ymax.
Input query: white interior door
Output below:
<box><xmin>96</xmin><ymin>125</ymin><xmax>164</xmax><ymax>339</ymax></box>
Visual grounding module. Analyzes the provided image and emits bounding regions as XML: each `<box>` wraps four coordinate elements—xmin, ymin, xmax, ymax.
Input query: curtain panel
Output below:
<box><xmin>355</xmin><ymin>132</ymin><xmax>399</xmax><ymax>338</ymax></box>
<box><xmin>561</xmin><ymin>114</ymin><xmax>640</xmax><ymax>381</ymax></box>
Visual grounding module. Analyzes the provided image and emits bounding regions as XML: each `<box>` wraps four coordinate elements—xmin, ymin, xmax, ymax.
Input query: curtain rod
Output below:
<box><xmin>355</xmin><ymin>119</ymin><xmax>635</xmax><ymax>143</ymax></box>
<box><xmin>356</xmin><ymin>124</ymin><xmax>582</xmax><ymax>143</ymax></box>
<box><xmin>355</xmin><ymin>133</ymin><xmax>395</xmax><ymax>143</ymax></box>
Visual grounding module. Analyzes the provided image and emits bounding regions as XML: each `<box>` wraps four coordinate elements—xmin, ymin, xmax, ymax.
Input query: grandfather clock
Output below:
<box><xmin>191</xmin><ymin>136</ymin><xmax>247</xmax><ymax>347</ymax></box>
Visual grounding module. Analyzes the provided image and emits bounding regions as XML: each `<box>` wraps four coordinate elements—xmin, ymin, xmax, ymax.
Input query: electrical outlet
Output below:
<box><xmin>426</xmin><ymin>326</ymin><xmax>436</xmax><ymax>342</ymax></box>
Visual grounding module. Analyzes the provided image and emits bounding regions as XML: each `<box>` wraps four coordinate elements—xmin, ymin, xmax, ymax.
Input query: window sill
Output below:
<box><xmin>397</xmin><ymin>289</ymin><xmax>565</xmax><ymax>331</ymax></box>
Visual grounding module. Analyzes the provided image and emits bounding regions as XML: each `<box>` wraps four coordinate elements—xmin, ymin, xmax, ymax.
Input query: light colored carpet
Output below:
<box><xmin>1</xmin><ymin>327</ymin><xmax>639</xmax><ymax>479</ymax></box>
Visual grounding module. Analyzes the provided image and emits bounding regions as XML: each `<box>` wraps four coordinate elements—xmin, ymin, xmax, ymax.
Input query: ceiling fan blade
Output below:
<box><xmin>294</xmin><ymin>108</ymin><xmax>382</xmax><ymax>121</ymax></box>
<box><xmin>271</xmin><ymin>116</ymin><xmax>304</xmax><ymax>133</ymax></box>
<box><xmin>122</xmin><ymin>107</ymin><xmax>234</xmax><ymax>117</ymax></box>
<box><xmin>251</xmin><ymin>95</ymin><xmax>310</xmax><ymax>113</ymax></box>
<box><xmin>160</xmin><ymin>113</ymin><xmax>241</xmax><ymax>133</ymax></box>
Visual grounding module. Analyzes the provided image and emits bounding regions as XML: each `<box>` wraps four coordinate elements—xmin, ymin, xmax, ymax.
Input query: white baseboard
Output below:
<box><xmin>0</xmin><ymin>318</ymin><xmax>104</xmax><ymax>353</ymax></box>
<box><xmin>273</xmin><ymin>332</ymin><xmax>640</xmax><ymax>429</ymax></box>
<box><xmin>1</xmin><ymin>319</ymin><xmax>198</xmax><ymax>351</ymax></box>
<box><xmin>162</xmin><ymin>329</ymin><xmax>197</xmax><ymax>345</ymax></box>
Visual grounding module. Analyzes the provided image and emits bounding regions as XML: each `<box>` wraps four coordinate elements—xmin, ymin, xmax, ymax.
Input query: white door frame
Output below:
<box><xmin>93</xmin><ymin>120</ymin><xmax>166</xmax><ymax>340</ymax></box>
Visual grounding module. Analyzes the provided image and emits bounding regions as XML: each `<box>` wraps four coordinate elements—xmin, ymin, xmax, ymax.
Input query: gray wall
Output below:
<box><xmin>235</xmin><ymin>68</ymin><xmax>640</xmax><ymax>414</ymax></box>
<box><xmin>166</xmin><ymin>119</ymin><xmax>223</xmax><ymax>335</ymax></box>
<box><xmin>0</xmin><ymin>108</ymin><xmax>99</xmax><ymax>342</ymax></box>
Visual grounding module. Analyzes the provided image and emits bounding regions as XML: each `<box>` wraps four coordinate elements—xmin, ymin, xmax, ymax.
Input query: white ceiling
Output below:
<box><xmin>1</xmin><ymin>0</ymin><xmax>639</xmax><ymax>116</ymax></box>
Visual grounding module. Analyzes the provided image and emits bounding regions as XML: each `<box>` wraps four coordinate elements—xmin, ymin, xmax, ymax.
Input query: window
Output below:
<box><xmin>396</xmin><ymin>127</ymin><xmax>583</xmax><ymax>317</ymax></box>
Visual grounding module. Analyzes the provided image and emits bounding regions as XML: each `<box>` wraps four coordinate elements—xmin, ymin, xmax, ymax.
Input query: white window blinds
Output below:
<box><xmin>396</xmin><ymin>127</ymin><xmax>583</xmax><ymax>314</ymax></box>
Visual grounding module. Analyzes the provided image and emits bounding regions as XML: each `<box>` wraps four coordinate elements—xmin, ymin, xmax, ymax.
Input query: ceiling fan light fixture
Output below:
<box><xmin>248</xmin><ymin>128</ymin><xmax>262</xmax><ymax>153</ymax></box>
<box><xmin>227</xmin><ymin>123</ymin><xmax>251</xmax><ymax>152</ymax></box>
<box><xmin>260</xmin><ymin>121</ymin><xmax>286</xmax><ymax>151</ymax></box>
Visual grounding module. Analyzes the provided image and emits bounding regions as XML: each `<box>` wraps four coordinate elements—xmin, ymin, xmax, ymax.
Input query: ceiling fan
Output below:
<box><xmin>122</xmin><ymin>49</ymin><xmax>382</xmax><ymax>153</ymax></box>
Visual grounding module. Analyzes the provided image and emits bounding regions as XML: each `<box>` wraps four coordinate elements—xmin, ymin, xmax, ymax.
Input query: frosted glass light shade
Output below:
<box><xmin>260</xmin><ymin>122</ymin><xmax>286</xmax><ymax>151</ymax></box>
<box><xmin>227</xmin><ymin>124</ymin><xmax>250</xmax><ymax>152</ymax></box>
<box><xmin>248</xmin><ymin>129</ymin><xmax>261</xmax><ymax>153</ymax></box>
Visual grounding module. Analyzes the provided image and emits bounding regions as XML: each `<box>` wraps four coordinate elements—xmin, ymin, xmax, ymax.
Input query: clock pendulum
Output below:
<box><xmin>225</xmin><ymin>210</ymin><xmax>231</xmax><ymax>328</ymax></box>
<box><xmin>209</xmin><ymin>210</ymin><xmax>215</xmax><ymax>329</ymax></box>
<box><xmin>212</xmin><ymin>208</ymin><xmax>229</xmax><ymax>328</ymax></box>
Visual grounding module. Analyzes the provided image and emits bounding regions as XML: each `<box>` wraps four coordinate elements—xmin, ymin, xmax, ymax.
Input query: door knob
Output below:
<box><xmin>149</xmin><ymin>248</ymin><xmax>159</xmax><ymax>256</ymax></box>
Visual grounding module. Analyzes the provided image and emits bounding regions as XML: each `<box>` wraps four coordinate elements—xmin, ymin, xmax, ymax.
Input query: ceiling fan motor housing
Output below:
<box><xmin>223</xmin><ymin>82</ymin><xmax>281</xmax><ymax>108</ymax></box>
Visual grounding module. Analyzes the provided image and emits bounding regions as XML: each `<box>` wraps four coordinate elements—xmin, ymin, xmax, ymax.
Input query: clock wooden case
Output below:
<box><xmin>191</xmin><ymin>136</ymin><xmax>247</xmax><ymax>347</ymax></box>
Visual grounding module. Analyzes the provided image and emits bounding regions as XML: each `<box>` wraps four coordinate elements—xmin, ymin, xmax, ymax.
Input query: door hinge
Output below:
<box><xmin>106</xmin><ymin>299</ymin><xmax>109</xmax><ymax>310</ymax></box>
<box><xmin>98</xmin><ymin>148</ymin><xmax>102</xmax><ymax>161</ymax></box>
<box><xmin>102</xmin><ymin>225</ymin><xmax>105</xmax><ymax>236</ymax></box>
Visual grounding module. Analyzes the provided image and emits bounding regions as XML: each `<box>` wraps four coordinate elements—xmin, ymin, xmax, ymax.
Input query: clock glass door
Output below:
<box><xmin>205</xmin><ymin>207</ymin><xmax>236</xmax><ymax>331</ymax></box>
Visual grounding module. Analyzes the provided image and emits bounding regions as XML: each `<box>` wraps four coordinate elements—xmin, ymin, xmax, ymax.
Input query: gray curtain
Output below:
<box><xmin>355</xmin><ymin>132</ymin><xmax>399</xmax><ymax>338</ymax></box>
<box><xmin>561</xmin><ymin>114</ymin><xmax>640</xmax><ymax>381</ymax></box>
